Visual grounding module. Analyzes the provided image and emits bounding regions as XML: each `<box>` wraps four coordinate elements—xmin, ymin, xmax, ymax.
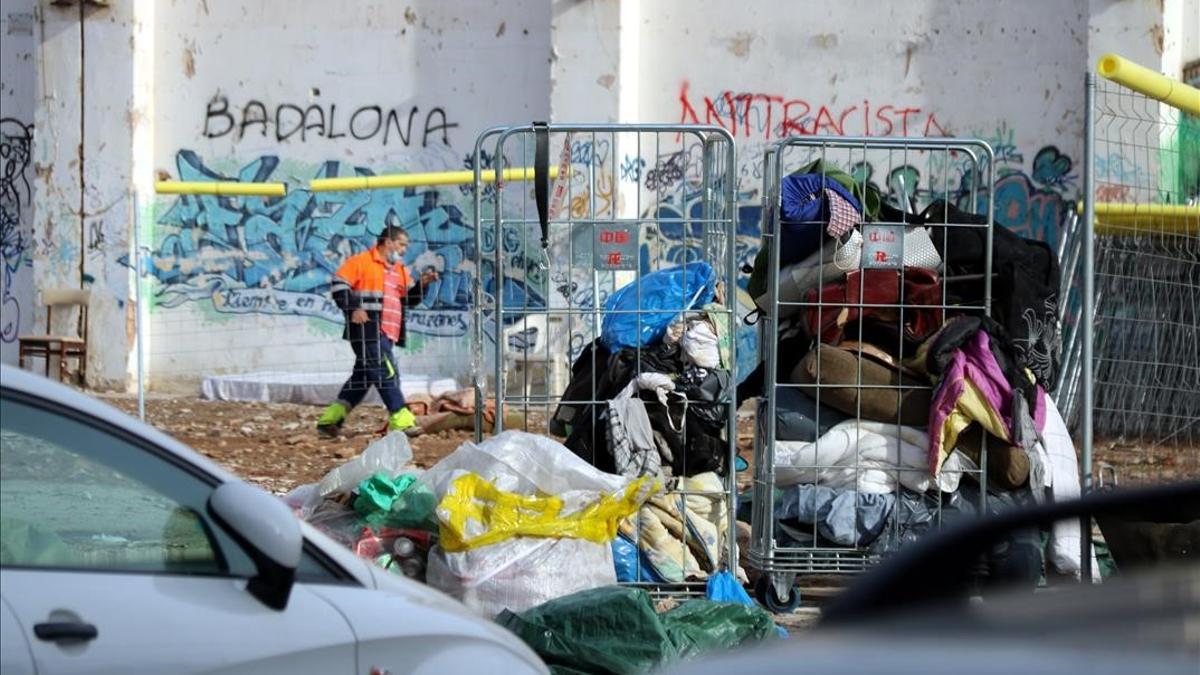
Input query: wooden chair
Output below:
<box><xmin>18</xmin><ymin>288</ymin><xmax>90</xmax><ymax>384</ymax></box>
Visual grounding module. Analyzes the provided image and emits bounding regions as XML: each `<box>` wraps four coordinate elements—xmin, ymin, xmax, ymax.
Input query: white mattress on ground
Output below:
<box><xmin>200</xmin><ymin>371</ymin><xmax>460</xmax><ymax>405</ymax></box>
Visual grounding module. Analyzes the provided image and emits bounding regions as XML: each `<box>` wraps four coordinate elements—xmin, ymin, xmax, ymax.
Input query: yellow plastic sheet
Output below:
<box><xmin>438</xmin><ymin>473</ymin><xmax>659</xmax><ymax>552</ymax></box>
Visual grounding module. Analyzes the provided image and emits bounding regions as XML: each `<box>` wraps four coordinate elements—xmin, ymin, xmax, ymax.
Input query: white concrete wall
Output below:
<box><xmin>6</xmin><ymin>0</ymin><xmax>1185</xmax><ymax>390</ymax></box>
<box><xmin>1</xmin><ymin>1</ymin><xmax>38</xmax><ymax>364</ymax></box>
<box><xmin>25</xmin><ymin>1</ymin><xmax>139</xmax><ymax>388</ymax></box>
<box><xmin>637</xmin><ymin>0</ymin><xmax>1091</xmax><ymax>240</ymax></box>
<box><xmin>1088</xmin><ymin>0</ymin><xmax>1167</xmax><ymax>73</ymax></box>
<box><xmin>141</xmin><ymin>0</ymin><xmax>551</xmax><ymax>387</ymax></box>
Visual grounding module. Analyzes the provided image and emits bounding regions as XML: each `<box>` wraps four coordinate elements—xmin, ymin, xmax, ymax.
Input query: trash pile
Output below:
<box><xmin>285</xmin><ymin>415</ymin><xmax>781</xmax><ymax>672</ymax></box>
<box><xmin>283</xmin><ymin>260</ymin><xmax>758</xmax><ymax>645</ymax></box>
<box><xmin>284</xmin><ymin>432</ymin><xmax>437</xmax><ymax>580</ymax></box>
<box><xmin>288</xmin><ymin>429</ymin><xmax>661</xmax><ymax>616</ymax></box>
<box><xmin>743</xmin><ymin>160</ymin><xmax>1095</xmax><ymax>579</ymax></box>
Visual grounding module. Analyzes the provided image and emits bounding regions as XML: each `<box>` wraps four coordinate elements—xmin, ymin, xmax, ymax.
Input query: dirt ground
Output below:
<box><xmin>96</xmin><ymin>393</ymin><xmax>762</xmax><ymax>495</ymax></box>
<box><xmin>97</xmin><ymin>392</ymin><xmax>1193</xmax><ymax>497</ymax></box>
<box><xmin>99</xmin><ymin>394</ymin><xmax>477</xmax><ymax>495</ymax></box>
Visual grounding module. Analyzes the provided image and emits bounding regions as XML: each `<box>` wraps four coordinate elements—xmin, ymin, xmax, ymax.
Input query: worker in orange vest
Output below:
<box><xmin>317</xmin><ymin>225</ymin><xmax>437</xmax><ymax>437</ymax></box>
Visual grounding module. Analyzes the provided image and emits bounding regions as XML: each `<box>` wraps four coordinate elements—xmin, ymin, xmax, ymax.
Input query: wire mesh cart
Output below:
<box><xmin>471</xmin><ymin>123</ymin><xmax>742</xmax><ymax>597</ymax></box>
<box><xmin>747</xmin><ymin>136</ymin><xmax>1005</xmax><ymax>610</ymax></box>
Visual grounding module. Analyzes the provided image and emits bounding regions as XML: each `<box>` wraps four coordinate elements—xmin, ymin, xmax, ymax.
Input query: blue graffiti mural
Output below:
<box><xmin>648</xmin><ymin>190</ymin><xmax>763</xmax><ymax>286</ymax></box>
<box><xmin>848</xmin><ymin>146</ymin><xmax>1075</xmax><ymax>247</ymax></box>
<box><xmin>144</xmin><ymin>150</ymin><xmax>544</xmax><ymax>337</ymax></box>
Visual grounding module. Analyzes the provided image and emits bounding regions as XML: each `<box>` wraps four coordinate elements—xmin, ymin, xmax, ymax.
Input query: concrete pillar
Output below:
<box><xmin>32</xmin><ymin>0</ymin><xmax>146</xmax><ymax>389</ymax></box>
<box><xmin>32</xmin><ymin>1</ymin><xmax>85</xmax><ymax>353</ymax></box>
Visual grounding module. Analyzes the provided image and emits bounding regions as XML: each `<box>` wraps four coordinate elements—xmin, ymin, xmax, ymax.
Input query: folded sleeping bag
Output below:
<box><xmin>790</xmin><ymin>344</ymin><xmax>931</xmax><ymax>427</ymax></box>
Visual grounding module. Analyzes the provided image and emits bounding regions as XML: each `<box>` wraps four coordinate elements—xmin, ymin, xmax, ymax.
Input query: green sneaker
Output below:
<box><xmin>317</xmin><ymin>402</ymin><xmax>348</xmax><ymax>438</ymax></box>
<box><xmin>388</xmin><ymin>407</ymin><xmax>422</xmax><ymax>436</ymax></box>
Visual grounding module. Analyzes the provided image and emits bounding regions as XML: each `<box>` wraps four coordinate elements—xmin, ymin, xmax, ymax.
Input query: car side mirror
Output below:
<box><xmin>208</xmin><ymin>481</ymin><xmax>301</xmax><ymax>611</ymax></box>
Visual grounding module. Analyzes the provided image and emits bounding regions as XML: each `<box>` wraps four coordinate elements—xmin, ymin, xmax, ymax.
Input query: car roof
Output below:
<box><xmin>0</xmin><ymin>364</ymin><xmax>242</xmax><ymax>486</ymax></box>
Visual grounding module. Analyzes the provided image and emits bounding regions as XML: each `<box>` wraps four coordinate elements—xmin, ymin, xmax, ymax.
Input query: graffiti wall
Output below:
<box><xmin>11</xmin><ymin>0</ymin><xmax>1189</xmax><ymax>388</ymax></box>
<box><xmin>0</xmin><ymin>4</ymin><xmax>36</xmax><ymax>364</ymax></box>
<box><xmin>140</xmin><ymin>1</ymin><xmax>552</xmax><ymax>384</ymax></box>
<box><xmin>144</xmin><ymin>148</ymin><xmax>482</xmax><ymax>377</ymax></box>
<box><xmin>670</xmin><ymin>84</ymin><xmax>1080</xmax><ymax>245</ymax></box>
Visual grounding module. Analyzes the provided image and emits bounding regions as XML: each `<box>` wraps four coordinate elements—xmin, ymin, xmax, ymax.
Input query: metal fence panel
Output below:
<box><xmin>472</xmin><ymin>124</ymin><xmax>741</xmax><ymax>598</ymax></box>
<box><xmin>747</xmin><ymin>136</ymin><xmax>996</xmax><ymax>607</ymax></box>
<box><xmin>1057</xmin><ymin>70</ymin><xmax>1200</xmax><ymax>487</ymax></box>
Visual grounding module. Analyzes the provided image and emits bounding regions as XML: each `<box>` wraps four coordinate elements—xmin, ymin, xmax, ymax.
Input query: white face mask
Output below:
<box><xmin>387</xmin><ymin>251</ymin><xmax>401</xmax><ymax>264</ymax></box>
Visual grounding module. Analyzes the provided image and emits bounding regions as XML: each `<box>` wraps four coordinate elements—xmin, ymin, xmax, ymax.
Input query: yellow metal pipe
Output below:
<box><xmin>309</xmin><ymin>165</ymin><xmax>562</xmax><ymax>192</ymax></box>
<box><xmin>1079</xmin><ymin>202</ymin><xmax>1200</xmax><ymax>235</ymax></box>
<box><xmin>1096</xmin><ymin>53</ymin><xmax>1200</xmax><ymax>116</ymax></box>
<box><xmin>1092</xmin><ymin>203</ymin><xmax>1200</xmax><ymax>219</ymax></box>
<box><xmin>156</xmin><ymin>181</ymin><xmax>287</xmax><ymax>197</ymax></box>
<box><xmin>1095</xmin><ymin>219</ymin><xmax>1198</xmax><ymax>236</ymax></box>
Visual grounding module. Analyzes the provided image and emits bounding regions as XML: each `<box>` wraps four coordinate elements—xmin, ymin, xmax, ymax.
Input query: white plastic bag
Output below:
<box><xmin>421</xmin><ymin>431</ymin><xmax>650</xmax><ymax>616</ymax></box>
<box><xmin>419</xmin><ymin>430</ymin><xmax>629</xmax><ymax>500</ymax></box>
<box><xmin>313</xmin><ymin>432</ymin><xmax>415</xmax><ymax>502</ymax></box>
<box><xmin>281</xmin><ymin>483</ymin><xmax>319</xmax><ymax>517</ymax></box>
<box><xmin>426</xmin><ymin>538</ymin><xmax>616</xmax><ymax>618</ymax></box>
<box><xmin>681</xmin><ymin>319</ymin><xmax>721</xmax><ymax>368</ymax></box>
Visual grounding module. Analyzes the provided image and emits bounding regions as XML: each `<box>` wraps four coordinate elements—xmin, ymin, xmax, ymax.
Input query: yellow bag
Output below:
<box><xmin>438</xmin><ymin>473</ymin><xmax>659</xmax><ymax>552</ymax></box>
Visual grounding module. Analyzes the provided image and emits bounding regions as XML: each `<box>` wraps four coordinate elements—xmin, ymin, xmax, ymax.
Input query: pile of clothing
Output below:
<box><xmin>552</xmin><ymin>262</ymin><xmax>736</xmax><ymax>482</ymax></box>
<box><xmin>550</xmin><ymin>262</ymin><xmax>743</xmax><ymax>582</ymax></box>
<box><xmin>746</xmin><ymin>162</ymin><xmax>1090</xmax><ymax>578</ymax></box>
<box><xmin>613</xmin><ymin>472</ymin><xmax>746</xmax><ymax>584</ymax></box>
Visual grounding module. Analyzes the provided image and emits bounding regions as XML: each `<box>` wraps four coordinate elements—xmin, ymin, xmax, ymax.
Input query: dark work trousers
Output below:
<box><xmin>336</xmin><ymin>332</ymin><xmax>405</xmax><ymax>413</ymax></box>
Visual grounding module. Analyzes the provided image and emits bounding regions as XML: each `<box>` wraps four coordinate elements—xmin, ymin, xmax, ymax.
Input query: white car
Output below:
<box><xmin>0</xmin><ymin>365</ymin><xmax>547</xmax><ymax>675</ymax></box>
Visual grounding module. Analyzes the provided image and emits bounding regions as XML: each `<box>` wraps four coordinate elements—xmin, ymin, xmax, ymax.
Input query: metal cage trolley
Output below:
<box><xmin>748</xmin><ymin>136</ymin><xmax>997</xmax><ymax>610</ymax></box>
<box><xmin>471</xmin><ymin>123</ymin><xmax>742</xmax><ymax>598</ymax></box>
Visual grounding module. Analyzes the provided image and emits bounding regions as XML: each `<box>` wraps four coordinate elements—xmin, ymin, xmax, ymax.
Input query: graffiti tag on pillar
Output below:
<box><xmin>0</xmin><ymin>118</ymin><xmax>34</xmax><ymax>344</ymax></box>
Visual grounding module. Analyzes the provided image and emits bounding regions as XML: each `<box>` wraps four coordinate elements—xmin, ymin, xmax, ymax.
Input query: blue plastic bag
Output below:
<box><xmin>705</xmin><ymin>570</ymin><xmax>755</xmax><ymax>605</ymax></box>
<box><xmin>613</xmin><ymin>535</ymin><xmax>666</xmax><ymax>583</ymax></box>
<box><xmin>600</xmin><ymin>263</ymin><xmax>717</xmax><ymax>349</ymax></box>
<box><xmin>706</xmin><ymin>570</ymin><xmax>789</xmax><ymax>638</ymax></box>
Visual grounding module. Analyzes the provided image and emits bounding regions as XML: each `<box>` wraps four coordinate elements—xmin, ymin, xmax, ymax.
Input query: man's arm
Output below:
<box><xmin>332</xmin><ymin>257</ymin><xmax>368</xmax><ymax>323</ymax></box>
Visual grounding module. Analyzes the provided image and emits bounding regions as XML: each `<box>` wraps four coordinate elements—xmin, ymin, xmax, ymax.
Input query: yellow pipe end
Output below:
<box><xmin>1081</xmin><ymin>202</ymin><xmax>1200</xmax><ymax>236</ymax></box>
<box><xmin>1097</xmin><ymin>54</ymin><xmax>1122</xmax><ymax>79</ymax></box>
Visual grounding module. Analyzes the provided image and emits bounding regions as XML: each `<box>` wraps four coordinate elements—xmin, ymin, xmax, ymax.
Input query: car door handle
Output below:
<box><xmin>34</xmin><ymin>621</ymin><xmax>98</xmax><ymax>642</ymax></box>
